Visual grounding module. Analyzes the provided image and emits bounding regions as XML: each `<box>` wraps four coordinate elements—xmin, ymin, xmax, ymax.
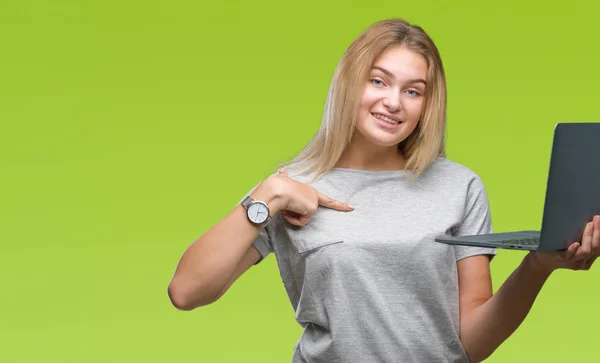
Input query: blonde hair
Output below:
<box><xmin>282</xmin><ymin>18</ymin><xmax>447</xmax><ymax>181</ymax></box>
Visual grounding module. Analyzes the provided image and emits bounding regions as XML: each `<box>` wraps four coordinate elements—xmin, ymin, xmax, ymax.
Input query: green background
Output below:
<box><xmin>1</xmin><ymin>0</ymin><xmax>599</xmax><ymax>362</ymax></box>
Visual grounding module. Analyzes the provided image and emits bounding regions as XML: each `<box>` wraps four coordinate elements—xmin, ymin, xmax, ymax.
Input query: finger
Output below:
<box><xmin>583</xmin><ymin>216</ymin><xmax>600</xmax><ymax>266</ymax></box>
<box><xmin>283</xmin><ymin>216</ymin><xmax>303</xmax><ymax>226</ymax></box>
<box><xmin>282</xmin><ymin>210</ymin><xmax>311</xmax><ymax>225</ymax></box>
<box><xmin>278</xmin><ymin>167</ymin><xmax>288</xmax><ymax>177</ymax></box>
<box><xmin>281</xmin><ymin>211</ymin><xmax>305</xmax><ymax>226</ymax></box>
<box><xmin>573</xmin><ymin>222</ymin><xmax>594</xmax><ymax>261</ymax></box>
<box><xmin>316</xmin><ymin>191</ymin><xmax>354</xmax><ymax>212</ymax></box>
<box><xmin>297</xmin><ymin>215</ymin><xmax>311</xmax><ymax>226</ymax></box>
<box><xmin>592</xmin><ymin>215</ymin><xmax>600</xmax><ymax>254</ymax></box>
<box><xmin>566</xmin><ymin>242</ymin><xmax>580</xmax><ymax>261</ymax></box>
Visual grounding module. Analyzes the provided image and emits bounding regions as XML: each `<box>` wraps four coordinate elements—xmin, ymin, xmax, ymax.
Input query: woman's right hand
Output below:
<box><xmin>257</xmin><ymin>168</ymin><xmax>355</xmax><ymax>226</ymax></box>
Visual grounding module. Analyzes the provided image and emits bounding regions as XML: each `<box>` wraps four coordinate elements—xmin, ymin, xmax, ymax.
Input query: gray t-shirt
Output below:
<box><xmin>247</xmin><ymin>157</ymin><xmax>496</xmax><ymax>363</ymax></box>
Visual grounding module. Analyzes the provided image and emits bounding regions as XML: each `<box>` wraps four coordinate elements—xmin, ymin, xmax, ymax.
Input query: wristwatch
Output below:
<box><xmin>241</xmin><ymin>196</ymin><xmax>272</xmax><ymax>226</ymax></box>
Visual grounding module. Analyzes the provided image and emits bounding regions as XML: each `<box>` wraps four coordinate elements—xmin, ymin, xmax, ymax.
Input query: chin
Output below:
<box><xmin>361</xmin><ymin>133</ymin><xmax>406</xmax><ymax>148</ymax></box>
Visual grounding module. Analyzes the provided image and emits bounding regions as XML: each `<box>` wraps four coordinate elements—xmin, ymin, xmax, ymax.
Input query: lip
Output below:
<box><xmin>371</xmin><ymin>112</ymin><xmax>402</xmax><ymax>123</ymax></box>
<box><xmin>371</xmin><ymin>113</ymin><xmax>402</xmax><ymax>130</ymax></box>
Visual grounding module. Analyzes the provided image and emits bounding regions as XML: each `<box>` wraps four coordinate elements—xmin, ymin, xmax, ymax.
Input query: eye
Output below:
<box><xmin>406</xmin><ymin>89</ymin><xmax>421</xmax><ymax>97</ymax></box>
<box><xmin>370</xmin><ymin>78</ymin><xmax>385</xmax><ymax>86</ymax></box>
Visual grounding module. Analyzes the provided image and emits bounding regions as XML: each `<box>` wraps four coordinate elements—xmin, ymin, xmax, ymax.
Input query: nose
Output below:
<box><xmin>382</xmin><ymin>90</ymin><xmax>402</xmax><ymax>112</ymax></box>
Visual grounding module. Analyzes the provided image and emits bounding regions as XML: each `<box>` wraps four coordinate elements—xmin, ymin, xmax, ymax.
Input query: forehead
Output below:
<box><xmin>371</xmin><ymin>46</ymin><xmax>428</xmax><ymax>79</ymax></box>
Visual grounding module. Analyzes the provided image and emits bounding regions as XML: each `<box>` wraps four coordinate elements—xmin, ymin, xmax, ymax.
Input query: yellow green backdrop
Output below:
<box><xmin>1</xmin><ymin>0</ymin><xmax>599</xmax><ymax>362</ymax></box>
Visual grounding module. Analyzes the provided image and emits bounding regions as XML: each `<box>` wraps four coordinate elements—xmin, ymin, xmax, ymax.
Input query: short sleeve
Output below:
<box><xmin>238</xmin><ymin>184</ymin><xmax>274</xmax><ymax>264</ymax></box>
<box><xmin>251</xmin><ymin>226</ymin><xmax>273</xmax><ymax>264</ymax></box>
<box><xmin>453</xmin><ymin>171</ymin><xmax>497</xmax><ymax>262</ymax></box>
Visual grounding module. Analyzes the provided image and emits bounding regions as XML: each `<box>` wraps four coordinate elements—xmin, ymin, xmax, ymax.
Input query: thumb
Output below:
<box><xmin>566</xmin><ymin>242</ymin><xmax>580</xmax><ymax>261</ymax></box>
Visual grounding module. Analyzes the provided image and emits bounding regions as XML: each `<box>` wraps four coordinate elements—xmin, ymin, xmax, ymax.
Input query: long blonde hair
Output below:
<box><xmin>282</xmin><ymin>18</ymin><xmax>447</xmax><ymax>181</ymax></box>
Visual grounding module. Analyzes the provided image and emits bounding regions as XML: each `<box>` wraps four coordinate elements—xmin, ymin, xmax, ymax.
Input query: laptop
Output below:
<box><xmin>435</xmin><ymin>122</ymin><xmax>600</xmax><ymax>251</ymax></box>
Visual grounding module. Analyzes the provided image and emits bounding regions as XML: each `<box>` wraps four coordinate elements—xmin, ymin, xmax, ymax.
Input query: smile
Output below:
<box><xmin>371</xmin><ymin>113</ymin><xmax>402</xmax><ymax>125</ymax></box>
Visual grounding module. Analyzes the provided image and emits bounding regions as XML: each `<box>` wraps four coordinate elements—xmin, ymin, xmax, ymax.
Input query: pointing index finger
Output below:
<box><xmin>317</xmin><ymin>191</ymin><xmax>354</xmax><ymax>212</ymax></box>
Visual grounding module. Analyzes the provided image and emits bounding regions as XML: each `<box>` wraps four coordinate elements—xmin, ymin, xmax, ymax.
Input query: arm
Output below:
<box><xmin>167</xmin><ymin>182</ymin><xmax>280</xmax><ymax>311</ymax></box>
<box><xmin>458</xmin><ymin>217</ymin><xmax>597</xmax><ymax>363</ymax></box>
<box><xmin>167</xmin><ymin>169</ymin><xmax>354</xmax><ymax>311</ymax></box>
<box><xmin>457</xmin><ymin>254</ymin><xmax>552</xmax><ymax>362</ymax></box>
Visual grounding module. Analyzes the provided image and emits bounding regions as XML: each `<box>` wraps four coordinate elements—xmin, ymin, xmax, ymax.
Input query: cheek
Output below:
<box><xmin>360</xmin><ymin>88</ymin><xmax>379</xmax><ymax>110</ymax></box>
<box><xmin>406</xmin><ymin>99</ymin><xmax>425</xmax><ymax>120</ymax></box>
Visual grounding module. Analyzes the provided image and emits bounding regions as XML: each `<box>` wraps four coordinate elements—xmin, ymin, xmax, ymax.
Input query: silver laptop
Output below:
<box><xmin>435</xmin><ymin>122</ymin><xmax>600</xmax><ymax>251</ymax></box>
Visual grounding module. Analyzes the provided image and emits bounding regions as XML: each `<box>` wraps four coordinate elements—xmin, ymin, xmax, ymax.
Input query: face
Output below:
<box><xmin>355</xmin><ymin>46</ymin><xmax>428</xmax><ymax>149</ymax></box>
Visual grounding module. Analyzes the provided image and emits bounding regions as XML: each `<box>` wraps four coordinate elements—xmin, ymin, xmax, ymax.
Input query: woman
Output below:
<box><xmin>168</xmin><ymin>18</ymin><xmax>600</xmax><ymax>363</ymax></box>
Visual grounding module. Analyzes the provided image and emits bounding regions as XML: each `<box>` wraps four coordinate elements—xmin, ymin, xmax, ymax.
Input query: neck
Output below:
<box><xmin>336</xmin><ymin>137</ymin><xmax>406</xmax><ymax>171</ymax></box>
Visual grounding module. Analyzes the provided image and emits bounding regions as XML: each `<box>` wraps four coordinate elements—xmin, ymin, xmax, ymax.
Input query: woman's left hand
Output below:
<box><xmin>527</xmin><ymin>215</ymin><xmax>600</xmax><ymax>274</ymax></box>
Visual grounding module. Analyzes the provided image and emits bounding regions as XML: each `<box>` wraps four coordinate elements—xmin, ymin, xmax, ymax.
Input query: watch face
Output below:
<box><xmin>247</xmin><ymin>202</ymin><xmax>269</xmax><ymax>224</ymax></box>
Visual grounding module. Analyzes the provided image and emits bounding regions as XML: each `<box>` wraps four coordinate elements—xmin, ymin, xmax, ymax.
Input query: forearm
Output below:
<box><xmin>460</xmin><ymin>254</ymin><xmax>552</xmax><ymax>362</ymax></box>
<box><xmin>170</xmin><ymin>206</ymin><xmax>260</xmax><ymax>301</ymax></box>
<box><xmin>169</xmin><ymin>187</ymin><xmax>280</xmax><ymax>308</ymax></box>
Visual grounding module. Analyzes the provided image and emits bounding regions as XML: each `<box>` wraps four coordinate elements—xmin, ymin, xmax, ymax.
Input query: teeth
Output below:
<box><xmin>373</xmin><ymin>113</ymin><xmax>399</xmax><ymax>124</ymax></box>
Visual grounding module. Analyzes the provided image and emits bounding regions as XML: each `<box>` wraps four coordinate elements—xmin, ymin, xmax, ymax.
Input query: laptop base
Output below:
<box><xmin>435</xmin><ymin>230</ymin><xmax>540</xmax><ymax>251</ymax></box>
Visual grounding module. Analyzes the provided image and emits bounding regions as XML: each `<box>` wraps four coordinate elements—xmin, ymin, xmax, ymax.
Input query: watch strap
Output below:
<box><xmin>241</xmin><ymin>195</ymin><xmax>255</xmax><ymax>208</ymax></box>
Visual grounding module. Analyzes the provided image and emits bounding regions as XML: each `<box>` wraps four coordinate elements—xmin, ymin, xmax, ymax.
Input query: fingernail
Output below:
<box><xmin>348</xmin><ymin>205</ymin><xmax>355</xmax><ymax>210</ymax></box>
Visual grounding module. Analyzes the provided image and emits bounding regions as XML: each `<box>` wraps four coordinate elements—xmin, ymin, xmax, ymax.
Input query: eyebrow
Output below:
<box><xmin>372</xmin><ymin>66</ymin><xmax>427</xmax><ymax>85</ymax></box>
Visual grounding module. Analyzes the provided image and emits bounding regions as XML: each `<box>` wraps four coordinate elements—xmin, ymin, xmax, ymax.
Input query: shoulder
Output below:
<box><xmin>425</xmin><ymin>157</ymin><xmax>485</xmax><ymax>187</ymax></box>
<box><xmin>418</xmin><ymin>158</ymin><xmax>489</xmax><ymax>204</ymax></box>
<box><xmin>426</xmin><ymin>156</ymin><xmax>474</xmax><ymax>178</ymax></box>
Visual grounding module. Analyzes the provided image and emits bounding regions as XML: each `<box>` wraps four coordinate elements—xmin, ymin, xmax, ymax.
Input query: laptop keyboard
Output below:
<box><xmin>497</xmin><ymin>237</ymin><xmax>540</xmax><ymax>246</ymax></box>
